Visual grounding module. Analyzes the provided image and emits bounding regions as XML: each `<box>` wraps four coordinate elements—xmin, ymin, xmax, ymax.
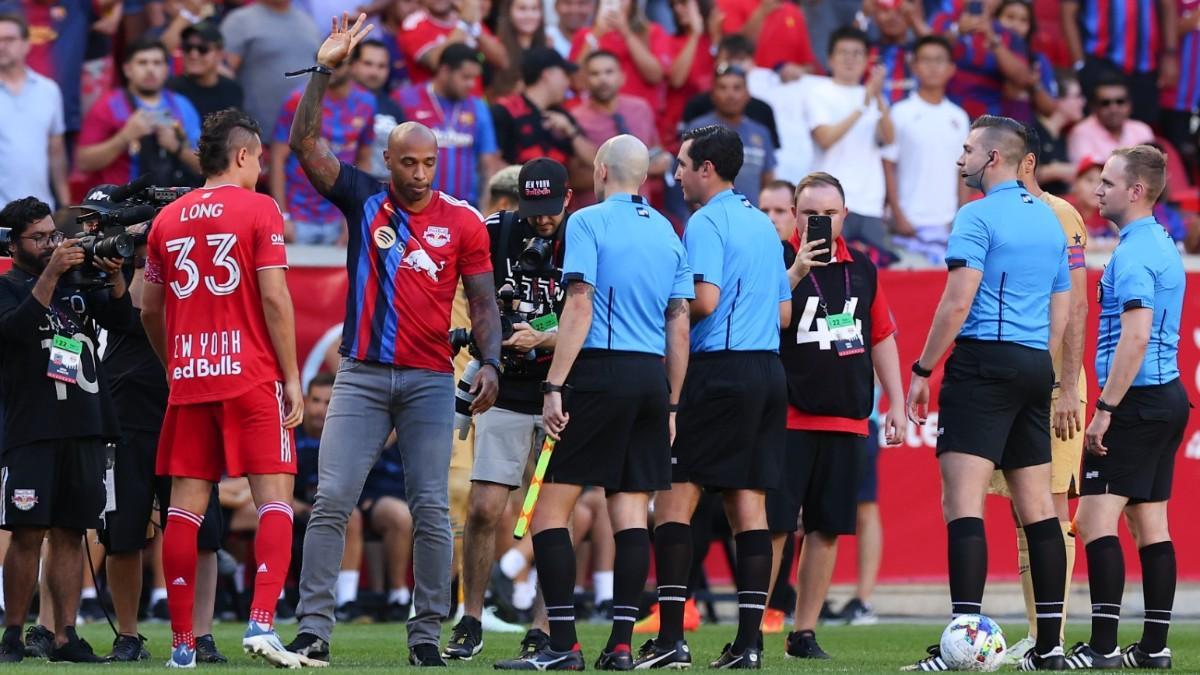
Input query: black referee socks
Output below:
<box><xmin>1024</xmin><ymin>517</ymin><xmax>1067</xmax><ymax>654</ymax></box>
<box><xmin>732</xmin><ymin>530</ymin><xmax>772</xmax><ymax>653</ymax></box>
<box><xmin>946</xmin><ymin>517</ymin><xmax>987</xmax><ymax>618</ymax></box>
<box><xmin>1085</xmin><ymin>535</ymin><xmax>1124</xmax><ymax>654</ymax></box>
<box><xmin>1138</xmin><ymin>540</ymin><xmax>1176</xmax><ymax>654</ymax></box>
<box><xmin>532</xmin><ymin>528</ymin><xmax>578</xmax><ymax>652</ymax></box>
<box><xmin>608</xmin><ymin>528</ymin><xmax>651</xmax><ymax>651</ymax></box>
<box><xmin>652</xmin><ymin>522</ymin><xmax>693</xmax><ymax>646</ymax></box>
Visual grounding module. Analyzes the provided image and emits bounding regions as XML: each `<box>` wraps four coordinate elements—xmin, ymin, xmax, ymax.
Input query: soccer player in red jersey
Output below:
<box><xmin>140</xmin><ymin>108</ymin><xmax>309</xmax><ymax>669</ymax></box>
<box><xmin>285</xmin><ymin>14</ymin><xmax>502</xmax><ymax>666</ymax></box>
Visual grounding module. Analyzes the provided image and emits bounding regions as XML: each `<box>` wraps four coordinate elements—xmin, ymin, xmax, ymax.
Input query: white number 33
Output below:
<box><xmin>165</xmin><ymin>234</ymin><xmax>241</xmax><ymax>299</ymax></box>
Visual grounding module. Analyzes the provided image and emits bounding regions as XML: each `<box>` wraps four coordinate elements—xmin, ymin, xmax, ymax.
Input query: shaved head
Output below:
<box><xmin>597</xmin><ymin>134</ymin><xmax>649</xmax><ymax>185</ymax></box>
<box><xmin>388</xmin><ymin>121</ymin><xmax>439</xmax><ymax>154</ymax></box>
<box><xmin>384</xmin><ymin>122</ymin><xmax>440</xmax><ymax>206</ymax></box>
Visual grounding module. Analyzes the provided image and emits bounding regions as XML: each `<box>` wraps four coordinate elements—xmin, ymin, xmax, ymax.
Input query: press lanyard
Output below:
<box><xmin>808</xmin><ymin>265</ymin><xmax>851</xmax><ymax>317</ymax></box>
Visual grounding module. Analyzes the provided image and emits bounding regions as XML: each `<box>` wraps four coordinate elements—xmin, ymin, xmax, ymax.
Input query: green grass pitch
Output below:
<box><xmin>19</xmin><ymin>620</ymin><xmax>1200</xmax><ymax>672</ymax></box>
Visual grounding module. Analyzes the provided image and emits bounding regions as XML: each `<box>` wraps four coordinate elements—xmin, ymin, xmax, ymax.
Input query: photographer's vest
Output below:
<box><xmin>780</xmin><ymin>246</ymin><xmax>878</xmax><ymax>420</ymax></box>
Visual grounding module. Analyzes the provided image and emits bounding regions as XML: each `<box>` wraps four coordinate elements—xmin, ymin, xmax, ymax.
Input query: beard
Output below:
<box><xmin>14</xmin><ymin>246</ymin><xmax>50</xmax><ymax>275</ymax></box>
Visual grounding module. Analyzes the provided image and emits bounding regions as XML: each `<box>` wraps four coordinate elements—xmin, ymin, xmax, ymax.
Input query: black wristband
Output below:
<box><xmin>1096</xmin><ymin>399</ymin><xmax>1119</xmax><ymax>413</ymax></box>
<box><xmin>481</xmin><ymin>358</ymin><xmax>502</xmax><ymax>373</ymax></box>
<box><xmin>284</xmin><ymin>64</ymin><xmax>333</xmax><ymax>78</ymax></box>
<box><xmin>911</xmin><ymin>361</ymin><xmax>933</xmax><ymax>378</ymax></box>
<box><xmin>540</xmin><ymin>381</ymin><xmax>569</xmax><ymax>394</ymax></box>
<box><xmin>667</xmin><ymin>403</ymin><xmax>679</xmax><ymax>413</ymax></box>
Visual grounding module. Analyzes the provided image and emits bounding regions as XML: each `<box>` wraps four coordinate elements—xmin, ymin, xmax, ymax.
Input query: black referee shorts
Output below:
<box><xmin>766</xmin><ymin>430</ymin><xmax>863</xmax><ymax>536</ymax></box>
<box><xmin>672</xmin><ymin>351</ymin><xmax>786</xmax><ymax>490</ymax></box>
<box><xmin>1081</xmin><ymin>379</ymin><xmax>1190</xmax><ymax>503</ymax></box>
<box><xmin>99</xmin><ymin>429</ymin><xmax>160</xmax><ymax>553</ymax></box>
<box><xmin>936</xmin><ymin>340</ymin><xmax>1054</xmax><ymax>470</ymax></box>
<box><xmin>1</xmin><ymin>438</ymin><xmax>107</xmax><ymax>531</ymax></box>
<box><xmin>545</xmin><ymin>350</ymin><xmax>671</xmax><ymax>493</ymax></box>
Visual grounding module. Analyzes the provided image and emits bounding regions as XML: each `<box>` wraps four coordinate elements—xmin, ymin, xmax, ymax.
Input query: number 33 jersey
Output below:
<box><xmin>146</xmin><ymin>185</ymin><xmax>288</xmax><ymax>405</ymax></box>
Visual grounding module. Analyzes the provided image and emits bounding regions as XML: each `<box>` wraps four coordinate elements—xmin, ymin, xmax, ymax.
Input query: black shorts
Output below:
<box><xmin>672</xmin><ymin>351</ymin><xmax>786</xmax><ymax>490</ymax></box>
<box><xmin>545</xmin><ymin>351</ymin><xmax>670</xmax><ymax>493</ymax></box>
<box><xmin>1081</xmin><ymin>379</ymin><xmax>1190</xmax><ymax>503</ymax></box>
<box><xmin>1</xmin><ymin>438</ymin><xmax>107</xmax><ymax>531</ymax></box>
<box><xmin>154</xmin><ymin>481</ymin><xmax>225</xmax><ymax>552</ymax></box>
<box><xmin>856</xmin><ymin>420</ymin><xmax>880</xmax><ymax>503</ymax></box>
<box><xmin>99</xmin><ymin>429</ymin><xmax>160</xmax><ymax>553</ymax></box>
<box><xmin>766</xmin><ymin>430</ymin><xmax>863</xmax><ymax>536</ymax></box>
<box><xmin>936</xmin><ymin>340</ymin><xmax>1054</xmax><ymax>469</ymax></box>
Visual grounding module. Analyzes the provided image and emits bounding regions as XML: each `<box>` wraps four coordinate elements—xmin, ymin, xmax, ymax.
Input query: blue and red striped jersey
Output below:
<box><xmin>325</xmin><ymin>163</ymin><xmax>492</xmax><ymax>372</ymax></box>
<box><xmin>872</xmin><ymin>42</ymin><xmax>915</xmax><ymax>105</ymax></box>
<box><xmin>1075</xmin><ymin>0</ymin><xmax>1160</xmax><ymax>73</ymax></box>
<box><xmin>274</xmin><ymin>84</ymin><xmax>376</xmax><ymax>225</ymax></box>
<box><xmin>1162</xmin><ymin>0</ymin><xmax>1200</xmax><ymax>111</ymax></box>
<box><xmin>392</xmin><ymin>83</ymin><xmax>498</xmax><ymax>206</ymax></box>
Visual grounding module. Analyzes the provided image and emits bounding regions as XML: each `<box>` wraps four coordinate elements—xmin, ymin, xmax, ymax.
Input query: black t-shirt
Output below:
<box><xmin>167</xmin><ymin>75</ymin><xmax>245</xmax><ymax>121</ymax></box>
<box><xmin>102</xmin><ymin>316</ymin><xmax>168</xmax><ymax>432</ymax></box>
<box><xmin>1033</xmin><ymin>118</ymin><xmax>1070</xmax><ymax>196</ymax></box>
<box><xmin>682</xmin><ymin>94</ymin><xmax>780</xmax><ymax>148</ymax></box>
<box><xmin>0</xmin><ymin>268</ymin><xmax>134</xmax><ymax>449</ymax></box>
<box><xmin>490</xmin><ymin>94</ymin><xmax>577</xmax><ymax>166</ymax></box>
<box><xmin>486</xmin><ymin>210</ymin><xmax>567</xmax><ymax>415</ymax></box>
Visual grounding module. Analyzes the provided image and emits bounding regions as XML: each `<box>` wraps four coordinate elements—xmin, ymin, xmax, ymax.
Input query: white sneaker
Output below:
<box><xmin>1005</xmin><ymin>635</ymin><xmax>1036</xmax><ymax>665</ymax></box>
<box><xmin>243</xmin><ymin>622</ymin><xmax>303</xmax><ymax>669</ymax></box>
<box><xmin>481</xmin><ymin>606</ymin><xmax>525</xmax><ymax>633</ymax></box>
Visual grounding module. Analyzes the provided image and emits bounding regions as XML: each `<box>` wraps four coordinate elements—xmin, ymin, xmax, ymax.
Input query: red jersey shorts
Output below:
<box><xmin>156</xmin><ymin>380</ymin><xmax>296</xmax><ymax>482</ymax></box>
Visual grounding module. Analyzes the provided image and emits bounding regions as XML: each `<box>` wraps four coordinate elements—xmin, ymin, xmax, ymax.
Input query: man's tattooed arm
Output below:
<box><xmin>287</xmin><ymin>73</ymin><xmax>342</xmax><ymax>197</ymax></box>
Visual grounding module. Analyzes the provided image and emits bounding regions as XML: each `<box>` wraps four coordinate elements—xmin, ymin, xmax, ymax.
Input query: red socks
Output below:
<box><xmin>249</xmin><ymin>501</ymin><xmax>294</xmax><ymax>627</ymax></box>
<box><xmin>163</xmin><ymin>507</ymin><xmax>203</xmax><ymax>649</ymax></box>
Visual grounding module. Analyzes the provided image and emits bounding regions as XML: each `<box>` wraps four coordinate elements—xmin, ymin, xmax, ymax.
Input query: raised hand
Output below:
<box><xmin>317</xmin><ymin>12</ymin><xmax>375</xmax><ymax>69</ymax></box>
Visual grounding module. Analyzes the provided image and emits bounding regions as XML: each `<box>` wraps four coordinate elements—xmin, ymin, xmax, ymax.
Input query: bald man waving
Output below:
<box><xmin>284</xmin><ymin>13</ymin><xmax>502</xmax><ymax>667</ymax></box>
<box><xmin>494</xmin><ymin>135</ymin><xmax>695</xmax><ymax>671</ymax></box>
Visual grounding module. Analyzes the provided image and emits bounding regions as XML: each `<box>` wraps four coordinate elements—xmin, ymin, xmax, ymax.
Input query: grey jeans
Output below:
<box><xmin>296</xmin><ymin>358</ymin><xmax>454</xmax><ymax>647</ymax></box>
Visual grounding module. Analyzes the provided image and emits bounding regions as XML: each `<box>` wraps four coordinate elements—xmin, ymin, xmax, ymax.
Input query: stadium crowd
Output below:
<box><xmin>0</xmin><ymin>0</ymin><xmax>1195</xmax><ymax>668</ymax></box>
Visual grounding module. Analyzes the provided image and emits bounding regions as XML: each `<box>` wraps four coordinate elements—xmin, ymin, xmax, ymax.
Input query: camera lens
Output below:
<box><xmin>93</xmin><ymin>232</ymin><xmax>135</xmax><ymax>259</ymax></box>
<box><xmin>517</xmin><ymin>238</ymin><xmax>553</xmax><ymax>273</ymax></box>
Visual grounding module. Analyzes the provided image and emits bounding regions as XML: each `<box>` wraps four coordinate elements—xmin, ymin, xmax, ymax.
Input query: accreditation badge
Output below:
<box><xmin>827</xmin><ymin>313</ymin><xmax>865</xmax><ymax>357</ymax></box>
<box><xmin>47</xmin><ymin>334</ymin><xmax>83</xmax><ymax>384</ymax></box>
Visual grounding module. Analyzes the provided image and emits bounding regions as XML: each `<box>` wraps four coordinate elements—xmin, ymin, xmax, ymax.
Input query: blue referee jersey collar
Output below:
<box><xmin>707</xmin><ymin>188</ymin><xmax>738</xmax><ymax>204</ymax></box>
<box><xmin>985</xmin><ymin>179</ymin><xmax>1022</xmax><ymax>195</ymax></box>
<box><xmin>1118</xmin><ymin>215</ymin><xmax>1159</xmax><ymax>240</ymax></box>
<box><xmin>603</xmin><ymin>193</ymin><xmax>647</xmax><ymax>204</ymax></box>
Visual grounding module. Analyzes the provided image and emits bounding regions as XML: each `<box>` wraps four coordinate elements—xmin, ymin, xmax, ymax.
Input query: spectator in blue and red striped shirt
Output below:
<box><xmin>868</xmin><ymin>0</ymin><xmax>919</xmax><ymax>105</ymax></box>
<box><xmin>1061</xmin><ymin>0</ymin><xmax>1180</xmax><ymax>125</ymax></box>
<box><xmin>927</xmin><ymin>0</ymin><xmax>1037</xmax><ymax>119</ymax></box>
<box><xmin>1159</xmin><ymin>0</ymin><xmax>1199</xmax><ymax>174</ymax></box>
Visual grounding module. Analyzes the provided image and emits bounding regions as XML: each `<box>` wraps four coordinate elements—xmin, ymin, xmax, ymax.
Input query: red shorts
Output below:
<box><xmin>156</xmin><ymin>380</ymin><xmax>296</xmax><ymax>482</ymax></box>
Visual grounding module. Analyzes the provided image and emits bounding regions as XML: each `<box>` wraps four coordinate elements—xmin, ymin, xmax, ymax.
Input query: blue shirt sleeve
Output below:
<box><xmin>945</xmin><ymin>205</ymin><xmax>990</xmax><ymax>270</ymax></box>
<box><xmin>777</xmin><ymin>254</ymin><xmax>791</xmax><ymax>302</ymax></box>
<box><xmin>1112</xmin><ymin>255</ymin><xmax>1156</xmax><ymax>312</ymax></box>
<box><xmin>1052</xmin><ymin>244</ymin><xmax>1071</xmax><ymax>293</ymax></box>
<box><xmin>682</xmin><ymin>213</ymin><xmax>723</xmax><ymax>288</ymax></box>
<box><xmin>671</xmin><ymin>242</ymin><xmax>695</xmax><ymax>300</ymax></box>
<box><xmin>474</xmin><ymin>99</ymin><xmax>499</xmax><ymax>156</ymax></box>
<box><xmin>563</xmin><ymin>211</ymin><xmax>599</xmax><ymax>286</ymax></box>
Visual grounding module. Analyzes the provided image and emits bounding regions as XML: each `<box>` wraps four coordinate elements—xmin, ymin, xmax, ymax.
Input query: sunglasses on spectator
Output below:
<box><xmin>714</xmin><ymin>62</ymin><xmax>747</xmax><ymax>78</ymax></box>
<box><xmin>1097</xmin><ymin>97</ymin><xmax>1128</xmax><ymax>107</ymax></box>
<box><xmin>184</xmin><ymin>42</ymin><xmax>213</xmax><ymax>55</ymax></box>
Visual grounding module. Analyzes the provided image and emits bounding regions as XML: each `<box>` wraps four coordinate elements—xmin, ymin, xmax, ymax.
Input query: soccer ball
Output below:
<box><xmin>939</xmin><ymin>614</ymin><xmax>1006</xmax><ymax>671</ymax></box>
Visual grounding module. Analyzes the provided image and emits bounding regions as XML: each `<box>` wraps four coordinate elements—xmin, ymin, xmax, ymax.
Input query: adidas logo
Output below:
<box><xmin>257</xmin><ymin>563</ymin><xmax>268</xmax><ymax>573</ymax></box>
<box><xmin>172</xmin><ymin>577</ymin><xmax>187</xmax><ymax>586</ymax></box>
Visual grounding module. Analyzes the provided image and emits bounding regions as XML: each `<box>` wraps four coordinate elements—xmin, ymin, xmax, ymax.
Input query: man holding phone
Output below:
<box><xmin>764</xmin><ymin>172</ymin><xmax>905</xmax><ymax>660</ymax></box>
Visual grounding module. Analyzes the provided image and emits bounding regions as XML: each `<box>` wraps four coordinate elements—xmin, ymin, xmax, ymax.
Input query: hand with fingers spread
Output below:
<box><xmin>787</xmin><ymin>226</ymin><xmax>829</xmax><ymax>285</ymax></box>
<box><xmin>317</xmin><ymin>12</ymin><xmax>375</xmax><ymax>69</ymax></box>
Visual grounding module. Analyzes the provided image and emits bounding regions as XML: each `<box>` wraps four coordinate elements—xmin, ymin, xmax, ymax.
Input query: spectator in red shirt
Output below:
<box><xmin>719</xmin><ymin>0</ymin><xmax>819</xmax><ymax>80</ymax></box>
<box><xmin>488</xmin><ymin>0</ymin><xmax>548</xmax><ymax>97</ymax></box>
<box><xmin>397</xmin><ymin>0</ymin><xmax>508</xmax><ymax>86</ymax></box>
<box><xmin>662</xmin><ymin>0</ymin><xmax>723</xmax><ymax>149</ymax></box>
<box><xmin>568</xmin><ymin>0</ymin><xmax>673</xmax><ymax>110</ymax></box>
<box><xmin>76</xmin><ymin>37</ymin><xmax>203</xmax><ymax>189</ymax></box>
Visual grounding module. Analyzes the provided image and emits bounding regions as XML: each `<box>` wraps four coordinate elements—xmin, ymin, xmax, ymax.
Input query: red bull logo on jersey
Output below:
<box><xmin>424</xmin><ymin>226</ymin><xmax>451</xmax><ymax>248</ymax></box>
<box><xmin>171</xmin><ymin>330</ymin><xmax>244</xmax><ymax>380</ymax></box>
<box><xmin>400</xmin><ymin>246</ymin><xmax>446</xmax><ymax>281</ymax></box>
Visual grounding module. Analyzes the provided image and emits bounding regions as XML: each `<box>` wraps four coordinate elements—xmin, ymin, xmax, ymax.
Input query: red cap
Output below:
<box><xmin>1075</xmin><ymin>155</ymin><xmax>1104</xmax><ymax>177</ymax></box>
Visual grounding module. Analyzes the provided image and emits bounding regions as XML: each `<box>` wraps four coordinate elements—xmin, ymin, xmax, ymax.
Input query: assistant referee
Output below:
<box><xmin>903</xmin><ymin>115</ymin><xmax>1072</xmax><ymax>672</ymax></box>
<box><xmin>494</xmin><ymin>135</ymin><xmax>694</xmax><ymax>671</ymax></box>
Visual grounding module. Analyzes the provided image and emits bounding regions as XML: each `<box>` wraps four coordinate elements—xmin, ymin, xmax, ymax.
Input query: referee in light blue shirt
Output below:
<box><xmin>903</xmin><ymin>115</ymin><xmax>1072</xmax><ymax>672</ymax></box>
<box><xmin>493</xmin><ymin>135</ymin><xmax>693</xmax><ymax>672</ymax></box>
<box><xmin>1068</xmin><ymin>145</ymin><xmax>1188</xmax><ymax>671</ymax></box>
<box><xmin>635</xmin><ymin>125</ymin><xmax>790</xmax><ymax>670</ymax></box>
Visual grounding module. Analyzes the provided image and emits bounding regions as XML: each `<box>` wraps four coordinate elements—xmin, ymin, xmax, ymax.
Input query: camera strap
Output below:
<box><xmin>491</xmin><ymin>209</ymin><xmax>519</xmax><ymax>287</ymax></box>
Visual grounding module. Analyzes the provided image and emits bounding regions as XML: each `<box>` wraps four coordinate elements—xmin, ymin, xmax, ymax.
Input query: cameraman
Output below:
<box><xmin>0</xmin><ymin>197</ymin><xmax>131</xmax><ymax>663</ymax></box>
<box><xmin>444</xmin><ymin>158</ymin><xmax>571</xmax><ymax>660</ymax></box>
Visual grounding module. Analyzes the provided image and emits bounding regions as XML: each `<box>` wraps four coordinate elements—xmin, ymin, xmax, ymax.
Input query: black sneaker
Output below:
<box><xmin>632</xmin><ymin>639</ymin><xmax>692</xmax><ymax>669</ymax></box>
<box><xmin>77</xmin><ymin>597</ymin><xmax>105</xmax><ymax>624</ymax></box>
<box><xmin>23</xmin><ymin>624</ymin><xmax>52</xmax><ymax>658</ymax></box>
<box><xmin>817</xmin><ymin>600</ymin><xmax>838</xmax><ymax>624</ymax></box>
<box><xmin>595</xmin><ymin>646</ymin><xmax>634</xmax><ymax>670</ymax></box>
<box><xmin>494</xmin><ymin>643</ymin><xmax>585</xmax><ymax>670</ymax></box>
<box><xmin>285</xmin><ymin>632</ymin><xmax>330</xmax><ymax>663</ymax></box>
<box><xmin>1122</xmin><ymin>643</ymin><xmax>1172</xmax><ymax>669</ymax></box>
<box><xmin>515</xmin><ymin>629</ymin><xmax>551</xmax><ymax>659</ymax></box>
<box><xmin>784</xmin><ymin>631</ymin><xmax>830</xmax><ymax>659</ymax></box>
<box><xmin>383</xmin><ymin>601</ymin><xmax>411</xmax><ymax>623</ymax></box>
<box><xmin>150</xmin><ymin>598</ymin><xmax>170</xmax><ymax>622</ymax></box>
<box><xmin>709</xmin><ymin>643</ymin><xmax>761</xmax><ymax>669</ymax></box>
<box><xmin>410</xmin><ymin>642</ymin><xmax>448</xmax><ymax>667</ymax></box>
<box><xmin>1064</xmin><ymin>642</ymin><xmax>1121</xmax><ymax>670</ymax></box>
<box><xmin>106</xmin><ymin>633</ymin><xmax>149</xmax><ymax>662</ymax></box>
<box><xmin>836</xmin><ymin>598</ymin><xmax>878</xmax><ymax>626</ymax></box>
<box><xmin>489</xmin><ymin>565</ymin><xmax>519</xmax><ymax>620</ymax></box>
<box><xmin>49</xmin><ymin>627</ymin><xmax>104</xmax><ymax>663</ymax></box>
<box><xmin>0</xmin><ymin>626</ymin><xmax>23</xmax><ymax>663</ymax></box>
<box><xmin>444</xmin><ymin>616</ymin><xmax>484</xmax><ymax>661</ymax></box>
<box><xmin>275</xmin><ymin>597</ymin><xmax>297</xmax><ymax>624</ymax></box>
<box><xmin>335</xmin><ymin>600</ymin><xmax>372</xmax><ymax>624</ymax></box>
<box><xmin>900</xmin><ymin>645</ymin><xmax>951</xmax><ymax>671</ymax></box>
<box><xmin>195</xmin><ymin>634</ymin><xmax>228</xmax><ymax>663</ymax></box>
<box><xmin>1017</xmin><ymin>645</ymin><xmax>1067</xmax><ymax>671</ymax></box>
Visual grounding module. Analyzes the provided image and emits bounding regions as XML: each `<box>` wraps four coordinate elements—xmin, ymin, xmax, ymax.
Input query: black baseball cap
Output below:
<box><xmin>520</xmin><ymin>46</ymin><xmax>578</xmax><ymax>86</ymax></box>
<box><xmin>181</xmin><ymin>21</ymin><xmax>223</xmax><ymax>46</ymax></box>
<box><xmin>78</xmin><ymin>184</ymin><xmax>122</xmax><ymax>215</ymax></box>
<box><xmin>518</xmin><ymin>158</ymin><xmax>569</xmax><ymax>218</ymax></box>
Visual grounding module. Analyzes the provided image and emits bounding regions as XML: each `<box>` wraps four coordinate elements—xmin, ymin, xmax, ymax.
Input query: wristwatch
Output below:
<box><xmin>540</xmin><ymin>381</ymin><xmax>569</xmax><ymax>394</ymax></box>
<box><xmin>911</xmin><ymin>361</ymin><xmax>933</xmax><ymax>378</ymax></box>
<box><xmin>480</xmin><ymin>358</ymin><xmax>502</xmax><ymax>373</ymax></box>
<box><xmin>1095</xmin><ymin>399</ymin><xmax>1119</xmax><ymax>413</ymax></box>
